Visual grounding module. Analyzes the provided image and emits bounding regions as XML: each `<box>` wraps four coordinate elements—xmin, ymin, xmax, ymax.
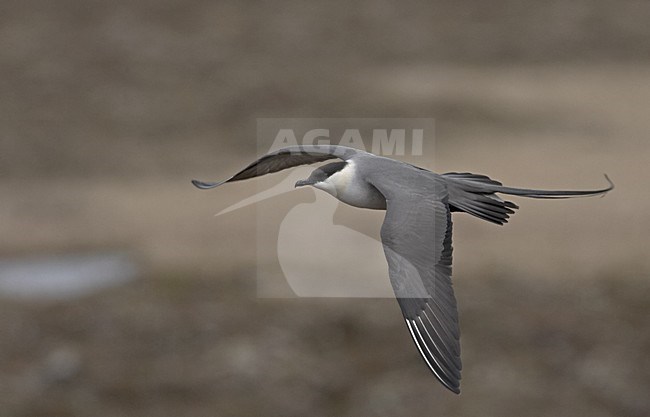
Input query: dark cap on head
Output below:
<box><xmin>295</xmin><ymin>161</ymin><xmax>347</xmax><ymax>187</ymax></box>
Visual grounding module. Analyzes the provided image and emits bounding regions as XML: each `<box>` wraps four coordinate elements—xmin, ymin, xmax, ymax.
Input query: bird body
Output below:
<box><xmin>193</xmin><ymin>145</ymin><xmax>613</xmax><ymax>394</ymax></box>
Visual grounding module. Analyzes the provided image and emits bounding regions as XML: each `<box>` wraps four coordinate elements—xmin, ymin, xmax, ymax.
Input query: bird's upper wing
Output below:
<box><xmin>368</xmin><ymin>172</ymin><xmax>462</xmax><ymax>393</ymax></box>
<box><xmin>192</xmin><ymin>145</ymin><xmax>360</xmax><ymax>189</ymax></box>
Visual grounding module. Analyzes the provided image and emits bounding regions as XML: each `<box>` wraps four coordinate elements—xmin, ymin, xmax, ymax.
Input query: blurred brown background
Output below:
<box><xmin>1</xmin><ymin>1</ymin><xmax>649</xmax><ymax>416</ymax></box>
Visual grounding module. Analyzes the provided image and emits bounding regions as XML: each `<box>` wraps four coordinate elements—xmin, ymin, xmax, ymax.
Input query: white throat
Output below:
<box><xmin>312</xmin><ymin>160</ymin><xmax>387</xmax><ymax>210</ymax></box>
<box><xmin>313</xmin><ymin>160</ymin><xmax>356</xmax><ymax>198</ymax></box>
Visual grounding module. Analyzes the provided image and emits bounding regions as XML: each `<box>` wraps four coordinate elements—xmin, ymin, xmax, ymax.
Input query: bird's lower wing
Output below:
<box><xmin>375</xmin><ymin>177</ymin><xmax>462</xmax><ymax>393</ymax></box>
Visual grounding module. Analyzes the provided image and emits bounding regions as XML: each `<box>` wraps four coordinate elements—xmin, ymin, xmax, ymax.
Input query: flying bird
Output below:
<box><xmin>192</xmin><ymin>145</ymin><xmax>613</xmax><ymax>394</ymax></box>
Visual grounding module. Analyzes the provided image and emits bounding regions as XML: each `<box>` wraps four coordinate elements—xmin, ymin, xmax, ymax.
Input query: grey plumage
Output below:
<box><xmin>192</xmin><ymin>145</ymin><xmax>613</xmax><ymax>394</ymax></box>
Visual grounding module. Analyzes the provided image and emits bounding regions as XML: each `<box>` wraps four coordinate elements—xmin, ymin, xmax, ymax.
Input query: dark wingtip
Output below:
<box><xmin>191</xmin><ymin>179</ymin><xmax>225</xmax><ymax>190</ymax></box>
<box><xmin>442</xmin><ymin>381</ymin><xmax>461</xmax><ymax>394</ymax></box>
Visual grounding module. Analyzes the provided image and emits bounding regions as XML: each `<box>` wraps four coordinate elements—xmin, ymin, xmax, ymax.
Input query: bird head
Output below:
<box><xmin>294</xmin><ymin>162</ymin><xmax>348</xmax><ymax>191</ymax></box>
